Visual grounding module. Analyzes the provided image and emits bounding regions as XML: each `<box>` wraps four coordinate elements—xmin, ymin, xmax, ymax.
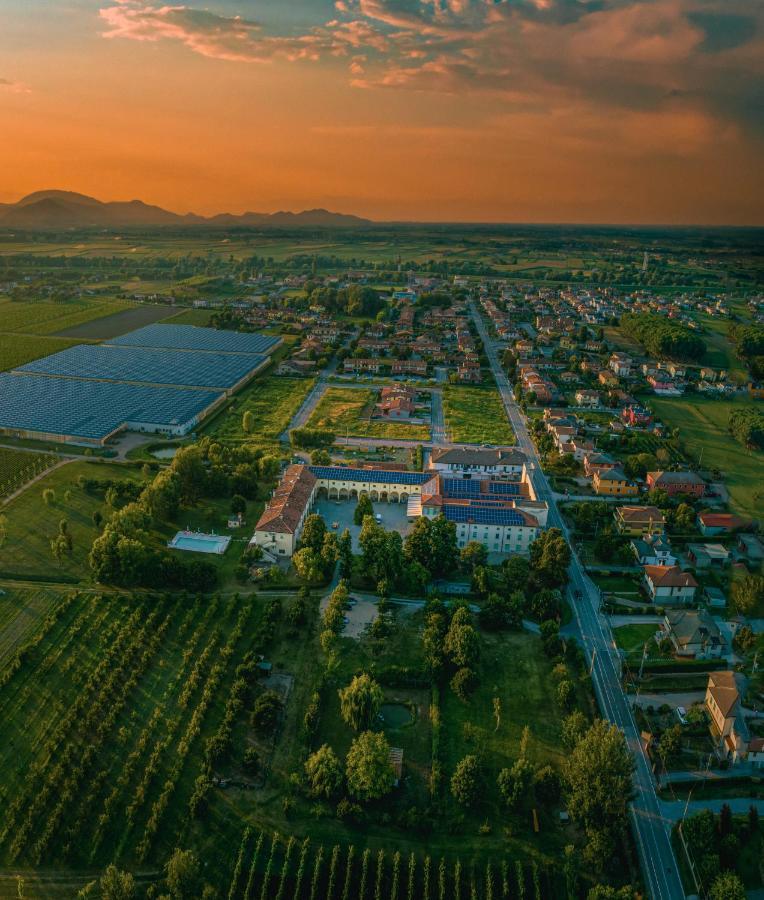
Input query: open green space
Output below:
<box><xmin>205</xmin><ymin>374</ymin><xmax>316</xmax><ymax>444</ymax></box>
<box><xmin>649</xmin><ymin>395</ymin><xmax>764</xmax><ymax>519</ymax></box>
<box><xmin>54</xmin><ymin>303</ymin><xmax>175</xmax><ymax>339</ymax></box>
<box><xmin>0</xmin><ymin>332</ymin><xmax>79</xmax><ymax>372</ymax></box>
<box><xmin>0</xmin><ymin>585</ymin><xmax>66</xmax><ymax>672</ymax></box>
<box><xmin>613</xmin><ymin>624</ymin><xmax>662</xmax><ymax>658</ymax></box>
<box><xmin>442</xmin><ymin>385</ymin><xmax>514</xmax><ymax>445</ymax></box>
<box><xmin>0</xmin><ymin>460</ymin><xmax>148</xmax><ymax>581</ymax></box>
<box><xmin>307</xmin><ymin>387</ymin><xmax>431</xmax><ymax>440</ymax></box>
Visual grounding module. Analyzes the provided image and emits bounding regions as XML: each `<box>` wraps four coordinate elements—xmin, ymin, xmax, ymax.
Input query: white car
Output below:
<box><xmin>375</xmin><ymin>513</ymin><xmax>383</xmax><ymax>522</ymax></box>
<box><xmin>676</xmin><ymin>706</ymin><xmax>688</xmax><ymax>725</ymax></box>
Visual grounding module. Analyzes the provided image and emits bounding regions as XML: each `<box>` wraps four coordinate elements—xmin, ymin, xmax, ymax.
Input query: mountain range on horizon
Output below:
<box><xmin>0</xmin><ymin>190</ymin><xmax>373</xmax><ymax>229</ymax></box>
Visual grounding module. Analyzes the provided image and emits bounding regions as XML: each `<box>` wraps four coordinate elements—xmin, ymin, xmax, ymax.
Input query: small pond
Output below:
<box><xmin>151</xmin><ymin>447</ymin><xmax>178</xmax><ymax>460</ymax></box>
<box><xmin>380</xmin><ymin>703</ymin><xmax>413</xmax><ymax>728</ymax></box>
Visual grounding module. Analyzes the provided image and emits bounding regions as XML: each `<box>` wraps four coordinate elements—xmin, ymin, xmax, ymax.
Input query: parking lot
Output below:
<box><xmin>313</xmin><ymin>496</ymin><xmax>412</xmax><ymax>551</ymax></box>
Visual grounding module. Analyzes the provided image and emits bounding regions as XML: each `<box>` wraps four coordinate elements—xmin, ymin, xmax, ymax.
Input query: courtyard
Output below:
<box><xmin>313</xmin><ymin>495</ymin><xmax>413</xmax><ymax>551</ymax></box>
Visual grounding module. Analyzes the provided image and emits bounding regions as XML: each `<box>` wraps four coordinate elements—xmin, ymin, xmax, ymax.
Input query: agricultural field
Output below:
<box><xmin>162</xmin><ymin>308</ymin><xmax>216</xmax><ymax>326</ymax></box>
<box><xmin>0</xmin><ymin>588</ymin><xmax>265</xmax><ymax>883</ymax></box>
<box><xmin>649</xmin><ymin>396</ymin><xmax>764</xmax><ymax>519</ymax></box>
<box><xmin>442</xmin><ymin>385</ymin><xmax>515</xmax><ymax>445</ymax></box>
<box><xmin>0</xmin><ymin>586</ymin><xmax>65</xmax><ymax>672</ymax></box>
<box><xmin>0</xmin><ymin>448</ymin><xmax>58</xmax><ymax>499</ymax></box>
<box><xmin>54</xmin><ymin>303</ymin><xmax>175</xmax><ymax>339</ymax></box>
<box><xmin>0</xmin><ymin>460</ymin><xmax>148</xmax><ymax>581</ymax></box>
<box><xmin>0</xmin><ymin>298</ymin><xmax>130</xmax><ymax>335</ymax></box>
<box><xmin>307</xmin><ymin>387</ymin><xmax>431</xmax><ymax>441</ymax></box>
<box><xmin>0</xmin><ymin>333</ymin><xmax>79</xmax><ymax>372</ymax></box>
<box><xmin>205</xmin><ymin>375</ymin><xmax>316</xmax><ymax>444</ymax></box>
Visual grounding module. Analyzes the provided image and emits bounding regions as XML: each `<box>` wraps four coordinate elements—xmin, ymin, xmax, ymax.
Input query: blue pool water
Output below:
<box><xmin>169</xmin><ymin>532</ymin><xmax>231</xmax><ymax>554</ymax></box>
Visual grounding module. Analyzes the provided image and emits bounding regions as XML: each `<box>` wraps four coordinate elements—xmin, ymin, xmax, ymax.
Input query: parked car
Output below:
<box><xmin>676</xmin><ymin>706</ymin><xmax>688</xmax><ymax>725</ymax></box>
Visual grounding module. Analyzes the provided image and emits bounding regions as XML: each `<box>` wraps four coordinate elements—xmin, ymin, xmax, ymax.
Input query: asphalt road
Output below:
<box><xmin>470</xmin><ymin>302</ymin><xmax>686</xmax><ymax>900</ymax></box>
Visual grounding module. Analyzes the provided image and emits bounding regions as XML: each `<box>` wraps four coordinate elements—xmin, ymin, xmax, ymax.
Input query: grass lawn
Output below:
<box><xmin>307</xmin><ymin>387</ymin><xmax>430</xmax><ymax>440</ymax></box>
<box><xmin>649</xmin><ymin>396</ymin><xmax>764</xmax><ymax>519</ymax></box>
<box><xmin>442</xmin><ymin>385</ymin><xmax>514</xmax><ymax>445</ymax></box>
<box><xmin>204</xmin><ymin>374</ymin><xmax>316</xmax><ymax>444</ymax></box>
<box><xmin>0</xmin><ymin>460</ymin><xmax>148</xmax><ymax>582</ymax></box>
<box><xmin>613</xmin><ymin>624</ymin><xmax>661</xmax><ymax>657</ymax></box>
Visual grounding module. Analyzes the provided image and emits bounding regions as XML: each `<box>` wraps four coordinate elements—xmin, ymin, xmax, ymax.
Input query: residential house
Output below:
<box><xmin>592</xmin><ymin>468</ymin><xmax>639</xmax><ymax>496</ymax></box>
<box><xmin>615</xmin><ymin>506</ymin><xmax>666</xmax><ymax>537</ymax></box>
<box><xmin>631</xmin><ymin>535</ymin><xmax>676</xmax><ymax>566</ymax></box>
<box><xmin>392</xmin><ymin>360</ymin><xmax>428</xmax><ymax>377</ymax></box>
<box><xmin>696</xmin><ymin>512</ymin><xmax>749</xmax><ymax>536</ymax></box>
<box><xmin>609</xmin><ymin>353</ymin><xmax>632</xmax><ymax>377</ymax></box>
<box><xmin>705</xmin><ymin>671</ymin><xmax>751</xmax><ymax>764</ymax></box>
<box><xmin>643</xmin><ymin>565</ymin><xmax>698</xmax><ymax>605</ymax></box>
<box><xmin>737</xmin><ymin>534</ymin><xmax>764</xmax><ymax>563</ymax></box>
<box><xmin>646</xmin><ymin>471</ymin><xmax>705</xmax><ymax>498</ymax></box>
<box><xmin>584</xmin><ymin>452</ymin><xmax>618</xmax><ymax>478</ymax></box>
<box><xmin>704</xmin><ymin>587</ymin><xmax>727</xmax><ymax>609</ymax></box>
<box><xmin>662</xmin><ymin>609</ymin><xmax>725</xmax><ymax>658</ymax></box>
<box><xmin>343</xmin><ymin>358</ymin><xmax>382</xmax><ymax>374</ymax></box>
<box><xmin>575</xmin><ymin>389</ymin><xmax>601</xmax><ymax>408</ymax></box>
<box><xmin>429</xmin><ymin>447</ymin><xmax>527</xmax><ymax>478</ymax></box>
<box><xmin>687</xmin><ymin>543</ymin><xmax>731</xmax><ymax>569</ymax></box>
<box><xmin>621</xmin><ymin>405</ymin><xmax>653</xmax><ymax>428</ymax></box>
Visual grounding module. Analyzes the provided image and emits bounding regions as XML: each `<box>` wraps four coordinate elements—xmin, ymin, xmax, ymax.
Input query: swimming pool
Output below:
<box><xmin>168</xmin><ymin>531</ymin><xmax>231</xmax><ymax>555</ymax></box>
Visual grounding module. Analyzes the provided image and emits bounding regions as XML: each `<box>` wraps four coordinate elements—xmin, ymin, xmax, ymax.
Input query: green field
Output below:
<box><xmin>0</xmin><ymin>298</ymin><xmax>129</xmax><ymax>335</ymax></box>
<box><xmin>0</xmin><ymin>586</ymin><xmax>66</xmax><ymax>672</ymax></box>
<box><xmin>0</xmin><ymin>448</ymin><xmax>58</xmax><ymax>499</ymax></box>
<box><xmin>205</xmin><ymin>374</ymin><xmax>316</xmax><ymax>444</ymax></box>
<box><xmin>307</xmin><ymin>387</ymin><xmax>431</xmax><ymax>441</ymax></box>
<box><xmin>649</xmin><ymin>396</ymin><xmax>764</xmax><ymax>518</ymax></box>
<box><xmin>0</xmin><ymin>332</ymin><xmax>79</xmax><ymax>372</ymax></box>
<box><xmin>613</xmin><ymin>624</ymin><xmax>663</xmax><ymax>658</ymax></box>
<box><xmin>0</xmin><ymin>460</ymin><xmax>147</xmax><ymax>581</ymax></box>
<box><xmin>442</xmin><ymin>385</ymin><xmax>515</xmax><ymax>445</ymax></box>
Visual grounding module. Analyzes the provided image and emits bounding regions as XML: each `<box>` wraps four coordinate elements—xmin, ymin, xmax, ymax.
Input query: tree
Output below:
<box><xmin>305</xmin><ymin>744</ymin><xmax>343</xmax><ymax>798</ymax></box>
<box><xmin>354</xmin><ymin>494</ymin><xmax>374</xmax><ymax>526</ymax></box>
<box><xmin>657</xmin><ymin>724</ymin><xmax>682</xmax><ymax>768</ymax></box>
<box><xmin>339</xmin><ymin>674</ymin><xmax>383</xmax><ymax>732</ymax></box>
<box><xmin>251</xmin><ymin>691</ymin><xmax>283</xmax><ymax>734</ymax></box>
<box><xmin>300</xmin><ymin>514</ymin><xmax>327</xmax><ymax>554</ymax></box>
<box><xmin>338</xmin><ymin>528</ymin><xmax>353</xmax><ymax>580</ymax></box>
<box><xmin>292</xmin><ymin>547</ymin><xmax>324</xmax><ymax>583</ymax></box>
<box><xmin>565</xmin><ymin>720</ymin><xmax>634</xmax><ymax>870</ymax></box>
<box><xmin>42</xmin><ymin>487</ymin><xmax>55</xmax><ymax>505</ymax></box>
<box><xmin>172</xmin><ymin>446</ymin><xmax>207</xmax><ymax>503</ymax></box>
<box><xmin>562</xmin><ymin>711</ymin><xmax>589</xmax><ymax>751</ymax></box>
<box><xmin>586</xmin><ymin>887</ymin><xmax>634</xmax><ymax>900</ymax></box>
<box><xmin>99</xmin><ymin>865</ymin><xmax>136</xmax><ymax>900</ymax></box>
<box><xmin>497</xmin><ymin>757</ymin><xmax>534</xmax><ymax>808</ymax></box>
<box><xmin>708</xmin><ymin>872</ymin><xmax>745</xmax><ymax>900</ymax></box>
<box><xmin>450</xmin><ymin>666</ymin><xmax>477</xmax><ymax>701</ymax></box>
<box><xmin>242</xmin><ymin>410</ymin><xmax>254</xmax><ymax>434</ymax></box>
<box><xmin>346</xmin><ymin>731</ymin><xmax>395</xmax><ymax>801</ymax></box>
<box><xmin>311</xmin><ymin>448</ymin><xmax>332</xmax><ymax>465</ymax></box>
<box><xmin>460</xmin><ymin>541</ymin><xmax>487</xmax><ymax>571</ymax></box>
<box><xmin>451</xmin><ymin>754</ymin><xmax>481</xmax><ymax>806</ymax></box>
<box><xmin>479</xmin><ymin>592</ymin><xmax>523</xmax><ymax>631</ymax></box>
<box><xmin>731</xmin><ymin>573</ymin><xmax>764</xmax><ymax>616</ymax></box>
<box><xmin>444</xmin><ymin>614</ymin><xmax>480</xmax><ymax>670</ymax></box>
<box><xmin>231</xmin><ymin>494</ymin><xmax>247</xmax><ymax>516</ymax></box>
<box><xmin>0</xmin><ymin>513</ymin><xmax>7</xmax><ymax>548</ymax></box>
<box><xmin>165</xmin><ymin>849</ymin><xmax>201</xmax><ymax>900</ymax></box>
<box><xmin>529</xmin><ymin>529</ymin><xmax>571</xmax><ymax>588</ymax></box>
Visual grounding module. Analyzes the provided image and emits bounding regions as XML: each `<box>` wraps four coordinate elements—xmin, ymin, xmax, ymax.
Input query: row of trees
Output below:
<box><xmin>729</xmin><ymin>407</ymin><xmax>764</xmax><ymax>450</ymax></box>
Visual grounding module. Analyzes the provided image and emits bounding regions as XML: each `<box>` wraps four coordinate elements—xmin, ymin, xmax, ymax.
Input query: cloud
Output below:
<box><xmin>0</xmin><ymin>77</ymin><xmax>31</xmax><ymax>94</ymax></box>
<box><xmin>98</xmin><ymin>0</ymin><xmax>764</xmax><ymax>135</ymax></box>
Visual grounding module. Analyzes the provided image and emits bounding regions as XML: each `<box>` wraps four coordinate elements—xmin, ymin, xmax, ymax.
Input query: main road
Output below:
<box><xmin>470</xmin><ymin>302</ymin><xmax>686</xmax><ymax>900</ymax></box>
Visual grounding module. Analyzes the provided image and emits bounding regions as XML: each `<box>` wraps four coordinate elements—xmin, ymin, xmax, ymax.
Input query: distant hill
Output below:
<box><xmin>0</xmin><ymin>190</ymin><xmax>372</xmax><ymax>229</ymax></box>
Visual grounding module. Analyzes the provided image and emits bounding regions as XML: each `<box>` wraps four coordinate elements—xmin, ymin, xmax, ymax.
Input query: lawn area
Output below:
<box><xmin>649</xmin><ymin>395</ymin><xmax>764</xmax><ymax>519</ymax></box>
<box><xmin>0</xmin><ymin>460</ymin><xmax>148</xmax><ymax>581</ymax></box>
<box><xmin>0</xmin><ymin>298</ymin><xmax>129</xmax><ymax>335</ymax></box>
<box><xmin>307</xmin><ymin>387</ymin><xmax>431</xmax><ymax>440</ymax></box>
<box><xmin>442</xmin><ymin>385</ymin><xmax>514</xmax><ymax>445</ymax></box>
<box><xmin>613</xmin><ymin>623</ymin><xmax>661</xmax><ymax>657</ymax></box>
<box><xmin>0</xmin><ymin>332</ymin><xmax>79</xmax><ymax>371</ymax></box>
<box><xmin>204</xmin><ymin>374</ymin><xmax>316</xmax><ymax>444</ymax></box>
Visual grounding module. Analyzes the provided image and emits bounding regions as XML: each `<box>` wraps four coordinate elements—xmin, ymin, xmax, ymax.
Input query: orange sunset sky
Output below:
<box><xmin>1</xmin><ymin>0</ymin><xmax>762</xmax><ymax>224</ymax></box>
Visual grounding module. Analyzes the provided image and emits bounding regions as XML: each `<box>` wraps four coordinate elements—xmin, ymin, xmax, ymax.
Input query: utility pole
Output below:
<box><xmin>638</xmin><ymin>641</ymin><xmax>649</xmax><ymax>680</ymax></box>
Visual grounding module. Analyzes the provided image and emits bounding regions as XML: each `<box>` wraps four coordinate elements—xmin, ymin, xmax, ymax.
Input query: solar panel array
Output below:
<box><xmin>109</xmin><ymin>324</ymin><xmax>280</xmax><ymax>355</ymax></box>
<box><xmin>442</xmin><ymin>478</ymin><xmax>520</xmax><ymax>499</ymax></box>
<box><xmin>442</xmin><ymin>504</ymin><xmax>527</xmax><ymax>526</ymax></box>
<box><xmin>309</xmin><ymin>466</ymin><xmax>432</xmax><ymax>486</ymax></box>
<box><xmin>18</xmin><ymin>344</ymin><xmax>266</xmax><ymax>390</ymax></box>
<box><xmin>0</xmin><ymin>373</ymin><xmax>222</xmax><ymax>440</ymax></box>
